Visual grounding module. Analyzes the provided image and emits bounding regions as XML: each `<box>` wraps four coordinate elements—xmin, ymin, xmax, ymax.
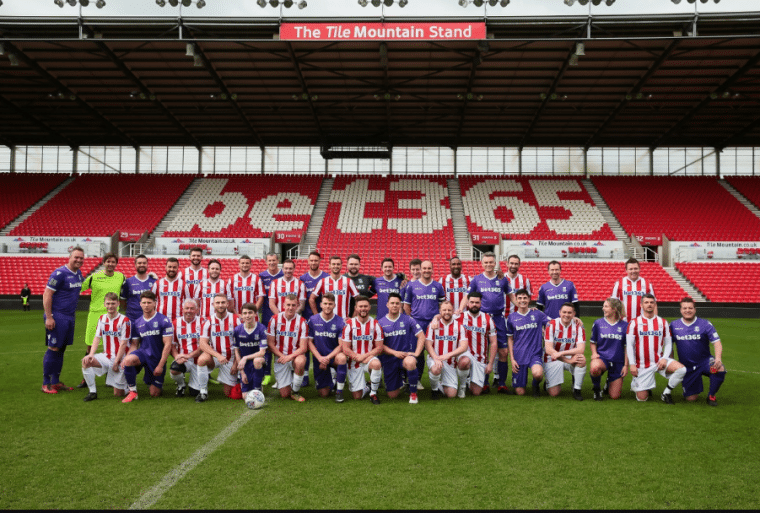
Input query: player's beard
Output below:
<box><xmin>468</xmin><ymin>306</ymin><xmax>480</xmax><ymax>316</ymax></box>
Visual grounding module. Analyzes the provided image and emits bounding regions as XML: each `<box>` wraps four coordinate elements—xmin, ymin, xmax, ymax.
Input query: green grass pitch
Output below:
<box><xmin>1</xmin><ymin>310</ymin><xmax>758</xmax><ymax>509</ymax></box>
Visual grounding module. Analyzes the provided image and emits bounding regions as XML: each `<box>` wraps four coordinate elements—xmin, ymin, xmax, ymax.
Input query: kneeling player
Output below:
<box><xmin>671</xmin><ymin>297</ymin><xmax>726</xmax><ymax>406</ymax></box>
<box><xmin>234</xmin><ymin>303</ymin><xmax>268</xmax><ymax>397</ymax></box>
<box><xmin>197</xmin><ymin>294</ymin><xmax>242</xmax><ymax>399</ymax></box>
<box><xmin>171</xmin><ymin>299</ymin><xmax>210</xmax><ymax>401</ymax></box>
<box><xmin>267</xmin><ymin>295</ymin><xmax>309</xmax><ymax>402</ymax></box>
<box><xmin>307</xmin><ymin>294</ymin><xmax>348</xmax><ymax>402</ymax></box>
<box><xmin>626</xmin><ymin>294</ymin><xmax>686</xmax><ymax>404</ymax></box>
<box><xmin>340</xmin><ymin>296</ymin><xmax>384</xmax><ymax>404</ymax></box>
<box><xmin>121</xmin><ymin>291</ymin><xmax>174</xmax><ymax>402</ymax></box>
<box><xmin>426</xmin><ymin>300</ymin><xmax>469</xmax><ymax>399</ymax></box>
<box><xmin>544</xmin><ymin>302</ymin><xmax>586</xmax><ymax>401</ymax></box>
<box><xmin>81</xmin><ymin>292</ymin><xmax>130</xmax><ymax>401</ymax></box>
<box><xmin>589</xmin><ymin>298</ymin><xmax>628</xmax><ymax>400</ymax></box>
<box><xmin>458</xmin><ymin>292</ymin><xmax>497</xmax><ymax>397</ymax></box>
<box><xmin>379</xmin><ymin>293</ymin><xmax>425</xmax><ymax>404</ymax></box>
<box><xmin>507</xmin><ymin>289</ymin><xmax>549</xmax><ymax>397</ymax></box>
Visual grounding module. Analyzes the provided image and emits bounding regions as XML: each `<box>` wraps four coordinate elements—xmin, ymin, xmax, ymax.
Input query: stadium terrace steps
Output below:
<box><xmin>446</xmin><ymin>178</ymin><xmax>474</xmax><ymax>260</ymax></box>
<box><xmin>719</xmin><ymin>179</ymin><xmax>760</xmax><ymax>221</ymax></box>
<box><xmin>0</xmin><ymin>177</ymin><xmax>74</xmax><ymax>236</ymax></box>
<box><xmin>300</xmin><ymin>177</ymin><xmax>334</xmax><ymax>255</ymax></box>
<box><xmin>726</xmin><ymin>177</ymin><xmax>760</xmax><ymax>212</ymax></box>
<box><xmin>582</xmin><ymin>179</ymin><xmax>634</xmax><ymax>257</ymax></box>
<box><xmin>144</xmin><ymin>177</ymin><xmax>204</xmax><ymax>249</ymax></box>
<box><xmin>662</xmin><ymin>267</ymin><xmax>707</xmax><ymax>302</ymax></box>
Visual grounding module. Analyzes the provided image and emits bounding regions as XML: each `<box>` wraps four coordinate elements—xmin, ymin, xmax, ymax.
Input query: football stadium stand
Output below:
<box><xmin>162</xmin><ymin>175</ymin><xmax>323</xmax><ymax>239</ymax></box>
<box><xmin>676</xmin><ymin>262</ymin><xmax>760</xmax><ymax>303</ymax></box>
<box><xmin>592</xmin><ymin>177</ymin><xmax>760</xmax><ymax>241</ymax></box>
<box><xmin>315</xmin><ymin>176</ymin><xmax>456</xmax><ymax>272</ymax></box>
<box><xmin>726</xmin><ymin>177</ymin><xmax>760</xmax><ymax>211</ymax></box>
<box><xmin>0</xmin><ymin>174</ymin><xmax>68</xmax><ymax>231</ymax></box>
<box><xmin>0</xmin><ymin>256</ymin><xmax>101</xmax><ymax>296</ymax></box>
<box><xmin>10</xmin><ymin>175</ymin><xmax>194</xmax><ymax>237</ymax></box>
<box><xmin>460</xmin><ymin>177</ymin><xmax>616</xmax><ymax>241</ymax></box>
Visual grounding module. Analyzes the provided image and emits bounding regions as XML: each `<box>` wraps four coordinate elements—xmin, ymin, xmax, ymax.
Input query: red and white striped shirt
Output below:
<box><xmin>269</xmin><ymin>277</ymin><xmax>307</xmax><ymax>312</ymax></box>
<box><xmin>230</xmin><ymin>272</ymin><xmax>265</xmax><ymax>315</ymax></box>
<box><xmin>173</xmin><ymin>316</ymin><xmax>210</xmax><ymax>359</ymax></box>
<box><xmin>267</xmin><ymin>312</ymin><xmax>308</xmax><ymax>356</ymax></box>
<box><xmin>626</xmin><ymin>315</ymin><xmax>671</xmax><ymax>369</ymax></box>
<box><xmin>207</xmin><ymin>311</ymin><xmax>241</xmax><ymax>359</ymax></box>
<box><xmin>198</xmin><ymin>278</ymin><xmax>232</xmax><ymax>319</ymax></box>
<box><xmin>95</xmin><ymin>313</ymin><xmax>130</xmax><ymax>360</ymax></box>
<box><xmin>460</xmin><ymin>311</ymin><xmax>496</xmax><ymax>364</ymax></box>
<box><xmin>543</xmin><ymin>318</ymin><xmax>585</xmax><ymax>363</ymax></box>
<box><xmin>184</xmin><ymin>266</ymin><xmax>208</xmax><ymax>300</ymax></box>
<box><xmin>312</xmin><ymin>276</ymin><xmax>359</xmax><ymax>318</ymax></box>
<box><xmin>341</xmin><ymin>317</ymin><xmax>384</xmax><ymax>369</ymax></box>
<box><xmin>426</xmin><ymin>319</ymin><xmax>467</xmax><ymax>366</ymax></box>
<box><xmin>152</xmin><ymin>277</ymin><xmax>190</xmax><ymax>319</ymax></box>
<box><xmin>505</xmin><ymin>273</ymin><xmax>531</xmax><ymax>315</ymax></box>
<box><xmin>439</xmin><ymin>274</ymin><xmax>471</xmax><ymax>313</ymax></box>
<box><xmin>612</xmin><ymin>276</ymin><xmax>655</xmax><ymax>321</ymax></box>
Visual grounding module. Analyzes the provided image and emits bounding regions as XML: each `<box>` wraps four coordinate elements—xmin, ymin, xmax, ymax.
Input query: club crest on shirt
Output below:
<box><xmin>562</xmin><ymin>287</ymin><xmax>567</xmax><ymax>292</ymax></box>
<box><xmin>153</xmin><ymin>322</ymin><xmax>158</xmax><ymax>327</ymax></box>
<box><xmin>695</xmin><ymin>327</ymin><xmax>700</xmax><ymax>332</ymax></box>
<box><xmin>530</xmin><ymin>315</ymin><xmax>535</xmax><ymax>321</ymax></box>
<box><xmin>617</xmin><ymin>327</ymin><xmax>622</xmax><ymax>332</ymax></box>
<box><xmin>400</xmin><ymin>322</ymin><xmax>405</xmax><ymax>327</ymax></box>
<box><xmin>330</xmin><ymin>324</ymin><xmax>336</xmax><ymax>331</ymax></box>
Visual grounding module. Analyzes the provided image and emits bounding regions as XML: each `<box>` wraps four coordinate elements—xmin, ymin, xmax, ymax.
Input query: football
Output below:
<box><xmin>245</xmin><ymin>389</ymin><xmax>266</xmax><ymax>410</ymax></box>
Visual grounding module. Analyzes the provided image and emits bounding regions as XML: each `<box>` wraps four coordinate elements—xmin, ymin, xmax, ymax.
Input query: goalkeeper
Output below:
<box><xmin>77</xmin><ymin>252</ymin><xmax>125</xmax><ymax>388</ymax></box>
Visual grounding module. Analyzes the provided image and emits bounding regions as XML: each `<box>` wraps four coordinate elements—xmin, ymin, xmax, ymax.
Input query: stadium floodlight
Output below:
<box><xmin>54</xmin><ymin>0</ymin><xmax>64</xmax><ymax>6</ymax></box>
<box><xmin>67</xmin><ymin>0</ymin><xmax>76</xmax><ymax>5</ymax></box>
<box><xmin>297</xmin><ymin>1</ymin><xmax>307</xmax><ymax>8</ymax></box>
<box><xmin>473</xmin><ymin>0</ymin><xmax>484</xmax><ymax>5</ymax></box>
<box><xmin>269</xmin><ymin>0</ymin><xmax>278</xmax><ymax>6</ymax></box>
<box><xmin>371</xmin><ymin>0</ymin><xmax>381</xmax><ymax>5</ymax></box>
<box><xmin>182</xmin><ymin>0</ymin><xmax>191</xmax><ymax>6</ymax></box>
<box><xmin>156</xmin><ymin>0</ymin><xmax>166</xmax><ymax>5</ymax></box>
<box><xmin>384</xmin><ymin>0</ymin><xmax>393</xmax><ymax>5</ymax></box>
<box><xmin>569</xmin><ymin>54</ymin><xmax>579</xmax><ymax>66</ymax></box>
<box><xmin>257</xmin><ymin>0</ymin><xmax>266</xmax><ymax>6</ymax></box>
<box><xmin>358</xmin><ymin>0</ymin><xmax>368</xmax><ymax>5</ymax></box>
<box><xmin>169</xmin><ymin>0</ymin><xmax>179</xmax><ymax>5</ymax></box>
<box><xmin>283</xmin><ymin>0</ymin><xmax>293</xmax><ymax>6</ymax></box>
<box><xmin>193</xmin><ymin>54</ymin><xmax>203</xmax><ymax>67</ymax></box>
<box><xmin>0</xmin><ymin>43</ymin><xmax>4</xmax><ymax>56</ymax></box>
<box><xmin>80</xmin><ymin>0</ymin><xmax>89</xmax><ymax>6</ymax></box>
<box><xmin>575</xmin><ymin>42</ymin><xmax>585</xmax><ymax>55</ymax></box>
<box><xmin>8</xmin><ymin>53</ymin><xmax>19</xmax><ymax>66</ymax></box>
<box><xmin>186</xmin><ymin>43</ymin><xmax>195</xmax><ymax>56</ymax></box>
<box><xmin>197</xmin><ymin>0</ymin><xmax>205</xmax><ymax>7</ymax></box>
<box><xmin>399</xmin><ymin>0</ymin><xmax>408</xmax><ymax>6</ymax></box>
<box><xmin>500</xmin><ymin>0</ymin><xmax>509</xmax><ymax>5</ymax></box>
<box><xmin>459</xmin><ymin>0</ymin><xmax>467</xmax><ymax>6</ymax></box>
<box><xmin>488</xmin><ymin>0</ymin><xmax>497</xmax><ymax>5</ymax></box>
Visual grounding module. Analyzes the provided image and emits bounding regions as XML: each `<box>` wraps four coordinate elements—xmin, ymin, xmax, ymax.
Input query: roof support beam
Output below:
<box><xmin>716</xmin><ymin>114</ymin><xmax>760</xmax><ymax>149</ymax></box>
<box><xmin>453</xmin><ymin>43</ymin><xmax>486</xmax><ymax>148</ymax></box>
<box><xmin>0</xmin><ymin>94</ymin><xmax>75</xmax><ymax>146</ymax></box>
<box><xmin>285</xmin><ymin>42</ymin><xmax>325</xmax><ymax>143</ymax></box>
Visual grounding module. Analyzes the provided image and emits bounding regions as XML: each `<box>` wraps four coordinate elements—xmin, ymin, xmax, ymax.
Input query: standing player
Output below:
<box><xmin>152</xmin><ymin>257</ymin><xmax>189</xmax><ymax>319</ymax></box>
<box><xmin>310</xmin><ymin>256</ymin><xmax>359</xmax><ymax>319</ymax></box>
<box><xmin>197</xmin><ymin>294</ymin><xmax>241</xmax><ymax>399</ymax></box>
<box><xmin>504</xmin><ymin>255</ymin><xmax>531</xmax><ymax>315</ymax></box>
<box><xmin>507</xmin><ymin>289</ymin><xmax>549</xmax><ymax>397</ymax></box>
<box><xmin>170</xmin><ymin>299</ymin><xmax>210</xmax><ymax>402</ymax></box>
<box><xmin>439</xmin><ymin>256</ymin><xmax>471</xmax><ymax>316</ymax></box>
<box><xmin>670</xmin><ymin>297</ymin><xmax>726</xmax><ymax>406</ymax></box>
<box><xmin>120</xmin><ymin>291</ymin><xmax>174</xmax><ymax>402</ymax></box>
<box><xmin>183</xmin><ymin>247</ymin><xmax>207</xmax><ymax>301</ymax></box>
<box><xmin>373</xmin><ymin>258</ymin><xmax>406</xmax><ymax>320</ymax></box>
<box><xmin>269</xmin><ymin>259</ymin><xmax>307</xmax><ymax>316</ymax></box>
<box><xmin>543</xmin><ymin>303</ymin><xmax>586</xmax><ymax>401</ymax></box>
<box><xmin>78</xmin><ymin>253</ymin><xmax>125</xmax><ymax>387</ymax></box>
<box><xmin>537</xmin><ymin>260</ymin><xmax>579</xmax><ymax>319</ymax></box>
<box><xmin>233</xmin><ymin>303</ymin><xmax>268</xmax><ymax>397</ymax></box>
<box><xmin>259</xmin><ymin>252</ymin><xmax>283</xmax><ymax>386</ymax></box>
<box><xmin>461</xmin><ymin>252</ymin><xmax>516</xmax><ymax>394</ymax></box>
<box><xmin>308</xmin><ymin>293</ymin><xmax>348</xmax><ymax>402</ymax></box>
<box><xmin>403</xmin><ymin>259</ymin><xmax>445</xmax><ymax>387</ymax></box>
<box><xmin>457</xmin><ymin>292</ymin><xmax>497</xmax><ymax>397</ymax></box>
<box><xmin>379</xmin><ymin>293</ymin><xmax>425</xmax><ymax>404</ymax></box>
<box><xmin>401</xmin><ymin>258</ymin><xmax>422</xmax><ymax>299</ymax></box>
<box><xmin>340</xmin><ymin>296</ymin><xmax>384</xmax><ymax>403</ymax></box>
<box><xmin>344</xmin><ymin>254</ymin><xmax>376</xmax><ymax>317</ymax></box>
<box><xmin>611</xmin><ymin>258</ymin><xmax>655</xmax><ymax>321</ymax></box>
<box><xmin>267</xmin><ymin>295</ymin><xmax>309</xmax><ymax>402</ymax></box>
<box><xmin>80</xmin><ymin>292</ymin><xmax>130</xmax><ymax>401</ymax></box>
<box><xmin>21</xmin><ymin>283</ymin><xmax>31</xmax><ymax>311</ymax></box>
<box><xmin>626</xmin><ymin>294</ymin><xmax>686</xmax><ymax>404</ymax></box>
<box><xmin>299</xmin><ymin>251</ymin><xmax>328</xmax><ymax>387</ymax></box>
<box><xmin>41</xmin><ymin>246</ymin><xmax>85</xmax><ymax>394</ymax></box>
<box><xmin>589</xmin><ymin>298</ymin><xmax>629</xmax><ymax>401</ymax></box>
<box><xmin>120</xmin><ymin>254</ymin><xmax>156</xmax><ymax>326</ymax></box>
<box><xmin>198</xmin><ymin>259</ymin><xmax>232</xmax><ymax>318</ymax></box>
<box><xmin>426</xmin><ymin>301</ymin><xmax>469</xmax><ymax>399</ymax></box>
<box><xmin>229</xmin><ymin>254</ymin><xmax>265</xmax><ymax>315</ymax></box>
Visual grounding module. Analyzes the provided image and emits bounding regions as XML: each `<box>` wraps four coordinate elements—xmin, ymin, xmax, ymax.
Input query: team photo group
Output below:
<box><xmin>40</xmin><ymin>246</ymin><xmax>726</xmax><ymax>408</ymax></box>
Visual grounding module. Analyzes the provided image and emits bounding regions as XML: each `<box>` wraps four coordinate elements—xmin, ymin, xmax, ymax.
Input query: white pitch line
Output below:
<box><xmin>129</xmin><ymin>407</ymin><xmax>260</xmax><ymax>509</ymax></box>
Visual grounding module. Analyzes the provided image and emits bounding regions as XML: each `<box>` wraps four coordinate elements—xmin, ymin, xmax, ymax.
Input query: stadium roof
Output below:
<box><xmin>1</xmin><ymin>12</ymin><xmax>759</xmax><ymax>150</ymax></box>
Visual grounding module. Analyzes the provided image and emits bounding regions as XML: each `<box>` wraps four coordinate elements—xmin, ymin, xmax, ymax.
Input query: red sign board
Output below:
<box><xmin>119</xmin><ymin>231</ymin><xmax>144</xmax><ymax>242</ymax></box>
<box><xmin>471</xmin><ymin>232</ymin><xmax>500</xmax><ymax>245</ymax></box>
<box><xmin>635</xmin><ymin>235</ymin><xmax>663</xmax><ymax>245</ymax></box>
<box><xmin>281</xmin><ymin>22</ymin><xmax>486</xmax><ymax>41</ymax></box>
<box><xmin>275</xmin><ymin>232</ymin><xmax>302</xmax><ymax>243</ymax></box>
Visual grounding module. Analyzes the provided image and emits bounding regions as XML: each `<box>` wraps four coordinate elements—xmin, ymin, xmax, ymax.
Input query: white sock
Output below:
<box><xmin>573</xmin><ymin>365</ymin><xmax>586</xmax><ymax>390</ymax></box>
<box><xmin>336</xmin><ymin>381</ymin><xmax>345</xmax><ymax>391</ymax></box>
<box><xmin>457</xmin><ymin>368</ymin><xmax>470</xmax><ymax>390</ymax></box>
<box><xmin>129</xmin><ymin>385</ymin><xmax>137</xmax><ymax>393</ymax></box>
<box><xmin>198</xmin><ymin>365</ymin><xmax>209</xmax><ymax>394</ymax></box>
<box><xmin>429</xmin><ymin>372</ymin><xmax>441</xmax><ymax>391</ymax></box>
<box><xmin>370</xmin><ymin>369</ymin><xmax>381</xmax><ymax>394</ymax></box>
<box><xmin>170</xmin><ymin>372</ymin><xmax>185</xmax><ymax>388</ymax></box>
<box><xmin>666</xmin><ymin>366</ymin><xmax>686</xmax><ymax>392</ymax></box>
<box><xmin>292</xmin><ymin>372</ymin><xmax>304</xmax><ymax>393</ymax></box>
<box><xmin>82</xmin><ymin>367</ymin><xmax>97</xmax><ymax>393</ymax></box>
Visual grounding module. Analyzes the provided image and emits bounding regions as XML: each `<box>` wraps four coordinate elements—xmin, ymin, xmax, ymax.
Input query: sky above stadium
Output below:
<box><xmin>1</xmin><ymin>0</ymin><xmax>758</xmax><ymax>18</ymax></box>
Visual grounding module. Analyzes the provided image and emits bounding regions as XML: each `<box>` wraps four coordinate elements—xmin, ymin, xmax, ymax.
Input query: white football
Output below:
<box><xmin>245</xmin><ymin>389</ymin><xmax>265</xmax><ymax>410</ymax></box>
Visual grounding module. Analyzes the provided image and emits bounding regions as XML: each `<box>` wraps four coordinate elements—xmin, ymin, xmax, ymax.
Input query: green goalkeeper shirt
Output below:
<box><xmin>82</xmin><ymin>270</ymin><xmax>126</xmax><ymax>312</ymax></box>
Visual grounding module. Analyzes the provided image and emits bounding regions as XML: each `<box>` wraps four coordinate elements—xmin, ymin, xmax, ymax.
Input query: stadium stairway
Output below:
<box><xmin>719</xmin><ymin>179</ymin><xmax>760</xmax><ymax>221</ymax></box>
<box><xmin>663</xmin><ymin>266</ymin><xmax>707</xmax><ymax>302</ymax></box>
<box><xmin>299</xmin><ymin>177</ymin><xmax>334</xmax><ymax>256</ymax></box>
<box><xmin>446</xmin><ymin>178</ymin><xmax>473</xmax><ymax>260</ymax></box>
<box><xmin>144</xmin><ymin>177</ymin><xmax>203</xmax><ymax>249</ymax></box>
<box><xmin>582</xmin><ymin>179</ymin><xmax>635</xmax><ymax>257</ymax></box>
<box><xmin>0</xmin><ymin>177</ymin><xmax>75</xmax><ymax>236</ymax></box>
